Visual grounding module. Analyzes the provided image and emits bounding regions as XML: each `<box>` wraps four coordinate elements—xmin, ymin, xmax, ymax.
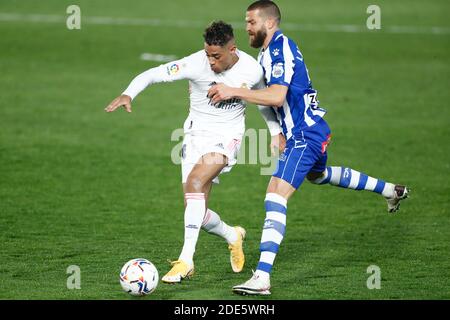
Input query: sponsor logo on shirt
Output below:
<box><xmin>214</xmin><ymin>98</ymin><xmax>243</xmax><ymax>110</ymax></box>
<box><xmin>207</xmin><ymin>81</ymin><xmax>243</xmax><ymax>109</ymax></box>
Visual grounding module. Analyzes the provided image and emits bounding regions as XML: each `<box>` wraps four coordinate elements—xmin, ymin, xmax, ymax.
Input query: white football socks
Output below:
<box><xmin>202</xmin><ymin>208</ymin><xmax>238</xmax><ymax>244</ymax></box>
<box><xmin>178</xmin><ymin>193</ymin><xmax>206</xmax><ymax>266</ymax></box>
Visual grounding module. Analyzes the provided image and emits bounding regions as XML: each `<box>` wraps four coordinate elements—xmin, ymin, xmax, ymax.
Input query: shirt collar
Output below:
<box><xmin>267</xmin><ymin>29</ymin><xmax>283</xmax><ymax>48</ymax></box>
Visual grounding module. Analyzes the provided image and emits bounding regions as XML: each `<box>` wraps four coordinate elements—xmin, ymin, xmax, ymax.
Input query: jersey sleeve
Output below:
<box><xmin>252</xmin><ymin>68</ymin><xmax>282</xmax><ymax>136</ymax></box>
<box><xmin>122</xmin><ymin>52</ymin><xmax>202</xmax><ymax>100</ymax></box>
<box><xmin>257</xmin><ymin>105</ymin><xmax>282</xmax><ymax>136</ymax></box>
<box><xmin>267</xmin><ymin>40</ymin><xmax>295</xmax><ymax>87</ymax></box>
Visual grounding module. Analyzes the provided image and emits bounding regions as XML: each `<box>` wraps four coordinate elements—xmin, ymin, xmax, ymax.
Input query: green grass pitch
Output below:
<box><xmin>0</xmin><ymin>0</ymin><xmax>449</xmax><ymax>299</ymax></box>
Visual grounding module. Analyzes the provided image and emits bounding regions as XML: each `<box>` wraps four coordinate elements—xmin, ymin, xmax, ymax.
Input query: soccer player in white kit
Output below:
<box><xmin>105</xmin><ymin>21</ymin><xmax>284</xmax><ymax>284</ymax></box>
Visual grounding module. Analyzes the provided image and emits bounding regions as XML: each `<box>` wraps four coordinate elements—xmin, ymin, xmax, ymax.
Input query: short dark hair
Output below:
<box><xmin>247</xmin><ymin>0</ymin><xmax>281</xmax><ymax>24</ymax></box>
<box><xmin>203</xmin><ymin>21</ymin><xmax>234</xmax><ymax>47</ymax></box>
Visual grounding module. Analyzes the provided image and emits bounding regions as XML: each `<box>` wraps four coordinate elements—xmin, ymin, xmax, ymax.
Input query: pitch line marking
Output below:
<box><xmin>0</xmin><ymin>12</ymin><xmax>449</xmax><ymax>35</ymax></box>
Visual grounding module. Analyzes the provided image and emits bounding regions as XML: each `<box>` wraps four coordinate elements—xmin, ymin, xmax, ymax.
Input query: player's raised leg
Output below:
<box><xmin>201</xmin><ymin>208</ymin><xmax>246</xmax><ymax>272</ymax></box>
<box><xmin>307</xmin><ymin>167</ymin><xmax>409</xmax><ymax>213</ymax></box>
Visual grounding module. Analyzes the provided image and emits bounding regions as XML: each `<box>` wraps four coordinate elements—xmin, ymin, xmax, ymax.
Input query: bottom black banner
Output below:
<box><xmin>1</xmin><ymin>300</ymin><xmax>448</xmax><ymax>319</ymax></box>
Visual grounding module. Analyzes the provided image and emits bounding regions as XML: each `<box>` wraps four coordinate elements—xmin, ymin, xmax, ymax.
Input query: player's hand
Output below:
<box><xmin>270</xmin><ymin>133</ymin><xmax>286</xmax><ymax>156</ymax></box>
<box><xmin>104</xmin><ymin>94</ymin><xmax>132</xmax><ymax>113</ymax></box>
<box><xmin>207</xmin><ymin>83</ymin><xmax>235</xmax><ymax>104</ymax></box>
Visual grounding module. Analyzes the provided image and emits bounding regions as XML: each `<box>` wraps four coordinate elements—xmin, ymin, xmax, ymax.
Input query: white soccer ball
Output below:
<box><xmin>119</xmin><ymin>258</ymin><xmax>159</xmax><ymax>296</ymax></box>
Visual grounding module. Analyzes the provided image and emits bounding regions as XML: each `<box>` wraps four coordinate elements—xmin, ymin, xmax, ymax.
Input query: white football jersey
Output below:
<box><xmin>123</xmin><ymin>49</ymin><xmax>265</xmax><ymax>135</ymax></box>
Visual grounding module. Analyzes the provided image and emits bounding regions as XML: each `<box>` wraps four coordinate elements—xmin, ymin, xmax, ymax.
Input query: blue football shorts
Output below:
<box><xmin>273</xmin><ymin>118</ymin><xmax>331</xmax><ymax>189</ymax></box>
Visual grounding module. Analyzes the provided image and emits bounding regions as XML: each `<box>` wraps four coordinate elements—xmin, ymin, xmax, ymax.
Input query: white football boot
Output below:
<box><xmin>232</xmin><ymin>270</ymin><xmax>271</xmax><ymax>296</ymax></box>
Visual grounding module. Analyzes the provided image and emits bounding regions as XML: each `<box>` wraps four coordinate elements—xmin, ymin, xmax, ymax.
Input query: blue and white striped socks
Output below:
<box><xmin>313</xmin><ymin>166</ymin><xmax>395</xmax><ymax>198</ymax></box>
<box><xmin>254</xmin><ymin>167</ymin><xmax>394</xmax><ymax>279</ymax></box>
<box><xmin>256</xmin><ymin>193</ymin><xmax>287</xmax><ymax>277</ymax></box>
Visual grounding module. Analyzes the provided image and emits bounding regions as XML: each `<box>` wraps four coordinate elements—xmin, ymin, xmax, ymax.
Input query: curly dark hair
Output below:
<box><xmin>203</xmin><ymin>21</ymin><xmax>234</xmax><ymax>47</ymax></box>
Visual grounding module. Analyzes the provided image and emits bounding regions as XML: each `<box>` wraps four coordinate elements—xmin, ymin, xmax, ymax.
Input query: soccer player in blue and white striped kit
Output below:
<box><xmin>208</xmin><ymin>0</ymin><xmax>409</xmax><ymax>295</ymax></box>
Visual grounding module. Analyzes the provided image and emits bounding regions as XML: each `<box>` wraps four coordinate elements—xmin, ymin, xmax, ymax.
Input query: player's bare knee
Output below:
<box><xmin>185</xmin><ymin>174</ymin><xmax>206</xmax><ymax>193</ymax></box>
<box><xmin>266</xmin><ymin>177</ymin><xmax>296</xmax><ymax>200</ymax></box>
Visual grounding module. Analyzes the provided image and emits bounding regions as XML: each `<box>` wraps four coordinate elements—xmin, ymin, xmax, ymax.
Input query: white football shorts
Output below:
<box><xmin>181</xmin><ymin>130</ymin><xmax>242</xmax><ymax>184</ymax></box>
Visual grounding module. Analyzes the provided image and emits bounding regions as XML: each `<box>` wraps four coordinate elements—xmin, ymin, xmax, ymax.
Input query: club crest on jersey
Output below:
<box><xmin>167</xmin><ymin>63</ymin><xmax>180</xmax><ymax>75</ymax></box>
<box><xmin>272</xmin><ymin>62</ymin><xmax>284</xmax><ymax>78</ymax></box>
<box><xmin>272</xmin><ymin>48</ymin><xmax>280</xmax><ymax>56</ymax></box>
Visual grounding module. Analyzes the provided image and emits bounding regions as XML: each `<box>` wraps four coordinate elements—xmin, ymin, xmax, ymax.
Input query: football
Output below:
<box><xmin>119</xmin><ymin>258</ymin><xmax>159</xmax><ymax>296</ymax></box>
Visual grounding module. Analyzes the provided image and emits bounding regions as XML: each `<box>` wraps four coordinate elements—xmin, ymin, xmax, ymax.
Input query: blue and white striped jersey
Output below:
<box><xmin>258</xmin><ymin>30</ymin><xmax>327</xmax><ymax>140</ymax></box>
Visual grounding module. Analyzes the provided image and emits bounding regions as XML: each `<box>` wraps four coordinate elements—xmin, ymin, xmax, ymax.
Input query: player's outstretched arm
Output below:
<box><xmin>104</xmin><ymin>52</ymin><xmax>198</xmax><ymax>115</ymax></box>
<box><xmin>208</xmin><ymin>83</ymin><xmax>288</xmax><ymax>107</ymax></box>
<box><xmin>105</xmin><ymin>94</ymin><xmax>132</xmax><ymax>113</ymax></box>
